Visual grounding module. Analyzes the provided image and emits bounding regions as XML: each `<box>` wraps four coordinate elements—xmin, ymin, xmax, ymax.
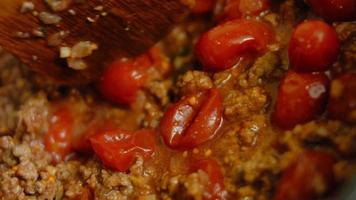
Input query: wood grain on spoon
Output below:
<box><xmin>0</xmin><ymin>0</ymin><xmax>189</xmax><ymax>84</ymax></box>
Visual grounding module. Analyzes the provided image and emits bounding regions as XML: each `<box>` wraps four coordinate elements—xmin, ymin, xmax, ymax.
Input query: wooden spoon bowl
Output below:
<box><xmin>0</xmin><ymin>0</ymin><xmax>188</xmax><ymax>84</ymax></box>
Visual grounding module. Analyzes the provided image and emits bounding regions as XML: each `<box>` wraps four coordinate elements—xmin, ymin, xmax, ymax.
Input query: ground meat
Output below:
<box><xmin>223</xmin><ymin>87</ymin><xmax>269</xmax><ymax>119</ymax></box>
<box><xmin>238</xmin><ymin>52</ymin><xmax>280</xmax><ymax>88</ymax></box>
<box><xmin>161</xmin><ymin>171</ymin><xmax>209</xmax><ymax>200</ymax></box>
<box><xmin>0</xmin><ymin>48</ymin><xmax>34</xmax><ymax>135</ymax></box>
<box><xmin>177</xmin><ymin>70</ymin><xmax>213</xmax><ymax>95</ymax></box>
<box><xmin>17</xmin><ymin>160</ymin><xmax>38</xmax><ymax>181</ymax></box>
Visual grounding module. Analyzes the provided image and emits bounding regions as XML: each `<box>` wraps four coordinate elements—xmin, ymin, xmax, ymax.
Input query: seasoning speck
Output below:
<box><xmin>39</xmin><ymin>12</ymin><xmax>62</xmax><ymax>25</ymax></box>
<box><xmin>20</xmin><ymin>1</ymin><xmax>35</xmax><ymax>13</ymax></box>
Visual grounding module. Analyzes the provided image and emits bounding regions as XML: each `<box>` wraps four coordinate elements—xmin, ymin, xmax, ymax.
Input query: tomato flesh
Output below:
<box><xmin>44</xmin><ymin>107</ymin><xmax>74</xmax><ymax>163</ymax></box>
<box><xmin>306</xmin><ymin>0</ymin><xmax>356</xmax><ymax>22</ymax></box>
<box><xmin>97</xmin><ymin>54</ymin><xmax>152</xmax><ymax>105</ymax></box>
<box><xmin>160</xmin><ymin>89</ymin><xmax>223</xmax><ymax>150</ymax></box>
<box><xmin>328</xmin><ymin>73</ymin><xmax>356</xmax><ymax>123</ymax></box>
<box><xmin>195</xmin><ymin>19</ymin><xmax>274</xmax><ymax>72</ymax></box>
<box><xmin>90</xmin><ymin>129</ymin><xmax>156</xmax><ymax>172</ymax></box>
<box><xmin>191</xmin><ymin>159</ymin><xmax>227</xmax><ymax>200</ymax></box>
<box><xmin>272</xmin><ymin>71</ymin><xmax>330</xmax><ymax>129</ymax></box>
<box><xmin>274</xmin><ymin>151</ymin><xmax>335</xmax><ymax>200</ymax></box>
<box><xmin>288</xmin><ymin>20</ymin><xmax>340</xmax><ymax>73</ymax></box>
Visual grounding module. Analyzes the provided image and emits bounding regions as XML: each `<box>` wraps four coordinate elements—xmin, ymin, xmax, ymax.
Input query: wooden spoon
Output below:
<box><xmin>0</xmin><ymin>0</ymin><xmax>189</xmax><ymax>84</ymax></box>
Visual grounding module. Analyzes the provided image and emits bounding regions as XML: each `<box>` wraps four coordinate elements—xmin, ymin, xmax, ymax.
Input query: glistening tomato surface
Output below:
<box><xmin>306</xmin><ymin>0</ymin><xmax>356</xmax><ymax>22</ymax></box>
<box><xmin>191</xmin><ymin>159</ymin><xmax>227</xmax><ymax>200</ymax></box>
<box><xmin>272</xmin><ymin>71</ymin><xmax>330</xmax><ymax>129</ymax></box>
<box><xmin>97</xmin><ymin>54</ymin><xmax>152</xmax><ymax>105</ymax></box>
<box><xmin>288</xmin><ymin>20</ymin><xmax>340</xmax><ymax>72</ymax></box>
<box><xmin>221</xmin><ymin>0</ymin><xmax>270</xmax><ymax>21</ymax></box>
<box><xmin>44</xmin><ymin>107</ymin><xmax>74</xmax><ymax>163</ymax></box>
<box><xmin>274</xmin><ymin>151</ymin><xmax>335</xmax><ymax>200</ymax></box>
<box><xmin>159</xmin><ymin>89</ymin><xmax>223</xmax><ymax>150</ymax></box>
<box><xmin>195</xmin><ymin>19</ymin><xmax>274</xmax><ymax>72</ymax></box>
<box><xmin>90</xmin><ymin>129</ymin><xmax>156</xmax><ymax>172</ymax></box>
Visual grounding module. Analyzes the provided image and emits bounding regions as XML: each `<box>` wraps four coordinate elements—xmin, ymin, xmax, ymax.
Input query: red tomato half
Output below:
<box><xmin>272</xmin><ymin>71</ymin><xmax>330</xmax><ymax>129</ymax></box>
<box><xmin>195</xmin><ymin>19</ymin><xmax>274</xmax><ymax>72</ymax></box>
<box><xmin>288</xmin><ymin>20</ymin><xmax>340</xmax><ymax>72</ymax></box>
<box><xmin>191</xmin><ymin>159</ymin><xmax>227</xmax><ymax>200</ymax></box>
<box><xmin>274</xmin><ymin>151</ymin><xmax>335</xmax><ymax>200</ymax></box>
<box><xmin>97</xmin><ymin>54</ymin><xmax>152</xmax><ymax>105</ymax></box>
<box><xmin>306</xmin><ymin>0</ymin><xmax>356</xmax><ymax>22</ymax></box>
<box><xmin>222</xmin><ymin>0</ymin><xmax>270</xmax><ymax>21</ymax></box>
<box><xmin>90</xmin><ymin>129</ymin><xmax>156</xmax><ymax>172</ymax></box>
<box><xmin>160</xmin><ymin>89</ymin><xmax>223</xmax><ymax>150</ymax></box>
<box><xmin>191</xmin><ymin>0</ymin><xmax>216</xmax><ymax>14</ymax></box>
<box><xmin>44</xmin><ymin>107</ymin><xmax>74</xmax><ymax>163</ymax></box>
<box><xmin>328</xmin><ymin>73</ymin><xmax>356</xmax><ymax>123</ymax></box>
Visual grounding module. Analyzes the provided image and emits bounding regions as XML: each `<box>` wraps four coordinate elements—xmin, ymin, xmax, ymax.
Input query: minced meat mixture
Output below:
<box><xmin>0</xmin><ymin>0</ymin><xmax>356</xmax><ymax>200</ymax></box>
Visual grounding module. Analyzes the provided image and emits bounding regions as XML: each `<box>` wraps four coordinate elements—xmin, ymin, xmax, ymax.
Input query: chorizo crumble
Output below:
<box><xmin>1</xmin><ymin>0</ymin><xmax>356</xmax><ymax>200</ymax></box>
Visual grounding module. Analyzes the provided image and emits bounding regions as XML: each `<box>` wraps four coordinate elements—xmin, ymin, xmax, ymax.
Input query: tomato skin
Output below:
<box><xmin>191</xmin><ymin>0</ymin><xmax>216</xmax><ymax>14</ymax></box>
<box><xmin>274</xmin><ymin>151</ymin><xmax>335</xmax><ymax>200</ymax></box>
<box><xmin>90</xmin><ymin>129</ymin><xmax>156</xmax><ymax>172</ymax></box>
<box><xmin>72</xmin><ymin>121</ymin><xmax>115</xmax><ymax>153</ymax></box>
<box><xmin>222</xmin><ymin>0</ymin><xmax>270</xmax><ymax>21</ymax></box>
<box><xmin>288</xmin><ymin>20</ymin><xmax>340</xmax><ymax>73</ymax></box>
<box><xmin>306</xmin><ymin>0</ymin><xmax>356</xmax><ymax>22</ymax></box>
<box><xmin>97</xmin><ymin>54</ymin><xmax>152</xmax><ymax>105</ymax></box>
<box><xmin>191</xmin><ymin>159</ymin><xmax>227</xmax><ymax>200</ymax></box>
<box><xmin>272</xmin><ymin>71</ymin><xmax>330</xmax><ymax>129</ymax></box>
<box><xmin>195</xmin><ymin>19</ymin><xmax>274</xmax><ymax>72</ymax></box>
<box><xmin>328</xmin><ymin>73</ymin><xmax>356</xmax><ymax>123</ymax></box>
<box><xmin>44</xmin><ymin>107</ymin><xmax>74</xmax><ymax>163</ymax></box>
<box><xmin>160</xmin><ymin>89</ymin><xmax>223</xmax><ymax>150</ymax></box>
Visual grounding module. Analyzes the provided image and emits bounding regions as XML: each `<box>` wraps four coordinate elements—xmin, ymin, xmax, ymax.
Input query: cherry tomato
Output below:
<box><xmin>159</xmin><ymin>89</ymin><xmax>223</xmax><ymax>150</ymax></box>
<box><xmin>44</xmin><ymin>107</ymin><xmax>74</xmax><ymax>163</ymax></box>
<box><xmin>274</xmin><ymin>151</ymin><xmax>335</xmax><ymax>200</ymax></box>
<box><xmin>328</xmin><ymin>73</ymin><xmax>356</xmax><ymax>123</ymax></box>
<box><xmin>97</xmin><ymin>54</ymin><xmax>152</xmax><ymax>105</ymax></box>
<box><xmin>191</xmin><ymin>159</ymin><xmax>227</xmax><ymax>200</ymax></box>
<box><xmin>70</xmin><ymin>187</ymin><xmax>93</xmax><ymax>200</ymax></box>
<box><xmin>306</xmin><ymin>0</ymin><xmax>356</xmax><ymax>22</ymax></box>
<box><xmin>288</xmin><ymin>20</ymin><xmax>340</xmax><ymax>72</ymax></box>
<box><xmin>195</xmin><ymin>19</ymin><xmax>274</xmax><ymax>72</ymax></box>
<box><xmin>272</xmin><ymin>71</ymin><xmax>330</xmax><ymax>129</ymax></box>
<box><xmin>191</xmin><ymin>0</ymin><xmax>216</xmax><ymax>14</ymax></box>
<box><xmin>222</xmin><ymin>0</ymin><xmax>270</xmax><ymax>21</ymax></box>
<box><xmin>90</xmin><ymin>129</ymin><xmax>156</xmax><ymax>172</ymax></box>
<box><xmin>72</xmin><ymin>120</ymin><xmax>115</xmax><ymax>153</ymax></box>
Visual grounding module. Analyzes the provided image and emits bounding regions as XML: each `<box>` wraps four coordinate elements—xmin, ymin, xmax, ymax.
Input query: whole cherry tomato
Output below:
<box><xmin>306</xmin><ymin>0</ymin><xmax>356</xmax><ymax>22</ymax></box>
<box><xmin>195</xmin><ymin>19</ymin><xmax>274</xmax><ymax>72</ymax></box>
<box><xmin>44</xmin><ymin>107</ymin><xmax>74</xmax><ymax>163</ymax></box>
<box><xmin>160</xmin><ymin>89</ymin><xmax>223</xmax><ymax>150</ymax></box>
<box><xmin>191</xmin><ymin>0</ymin><xmax>216</xmax><ymax>14</ymax></box>
<box><xmin>274</xmin><ymin>151</ymin><xmax>335</xmax><ymax>200</ymax></box>
<box><xmin>90</xmin><ymin>129</ymin><xmax>156</xmax><ymax>172</ymax></box>
<box><xmin>97</xmin><ymin>54</ymin><xmax>152</xmax><ymax>105</ymax></box>
<box><xmin>289</xmin><ymin>20</ymin><xmax>340</xmax><ymax>72</ymax></box>
<box><xmin>328</xmin><ymin>73</ymin><xmax>356</xmax><ymax>123</ymax></box>
<box><xmin>272</xmin><ymin>71</ymin><xmax>330</xmax><ymax>129</ymax></box>
<box><xmin>222</xmin><ymin>0</ymin><xmax>270</xmax><ymax>21</ymax></box>
<box><xmin>191</xmin><ymin>159</ymin><xmax>227</xmax><ymax>200</ymax></box>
